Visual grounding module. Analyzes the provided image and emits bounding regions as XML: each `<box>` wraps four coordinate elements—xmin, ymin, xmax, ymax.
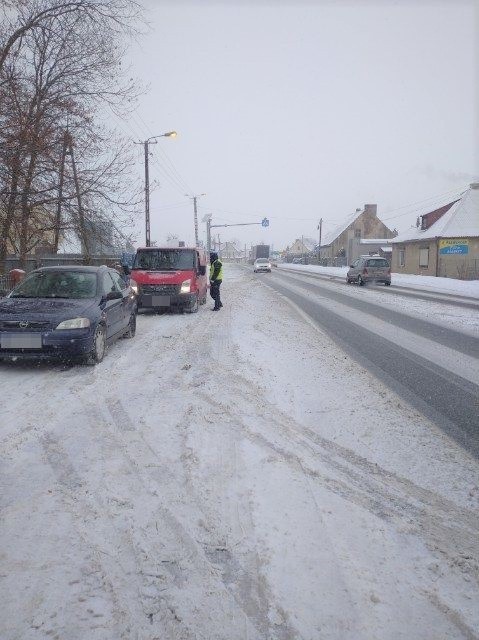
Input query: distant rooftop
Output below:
<box><xmin>392</xmin><ymin>183</ymin><xmax>479</xmax><ymax>243</ymax></box>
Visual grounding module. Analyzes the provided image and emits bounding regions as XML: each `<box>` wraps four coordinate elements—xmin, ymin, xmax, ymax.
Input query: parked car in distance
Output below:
<box><xmin>129</xmin><ymin>247</ymin><xmax>207</xmax><ymax>313</ymax></box>
<box><xmin>0</xmin><ymin>265</ymin><xmax>137</xmax><ymax>364</ymax></box>
<box><xmin>347</xmin><ymin>256</ymin><xmax>391</xmax><ymax>286</ymax></box>
<box><xmin>253</xmin><ymin>258</ymin><xmax>272</xmax><ymax>273</ymax></box>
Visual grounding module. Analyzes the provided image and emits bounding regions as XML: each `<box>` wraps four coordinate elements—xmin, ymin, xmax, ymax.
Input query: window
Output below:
<box><xmin>419</xmin><ymin>247</ymin><xmax>429</xmax><ymax>268</ymax></box>
<box><xmin>10</xmin><ymin>270</ymin><xmax>97</xmax><ymax>299</ymax></box>
<box><xmin>134</xmin><ymin>249</ymin><xmax>195</xmax><ymax>271</ymax></box>
<box><xmin>110</xmin><ymin>270</ymin><xmax>127</xmax><ymax>291</ymax></box>
<box><xmin>354</xmin><ymin>229</ymin><xmax>361</xmax><ymax>238</ymax></box>
<box><xmin>365</xmin><ymin>259</ymin><xmax>389</xmax><ymax>267</ymax></box>
<box><xmin>398</xmin><ymin>249</ymin><xmax>405</xmax><ymax>267</ymax></box>
<box><xmin>102</xmin><ymin>272</ymin><xmax>117</xmax><ymax>296</ymax></box>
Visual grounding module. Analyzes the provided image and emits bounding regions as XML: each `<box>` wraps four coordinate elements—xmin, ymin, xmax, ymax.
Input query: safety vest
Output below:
<box><xmin>210</xmin><ymin>259</ymin><xmax>224</xmax><ymax>281</ymax></box>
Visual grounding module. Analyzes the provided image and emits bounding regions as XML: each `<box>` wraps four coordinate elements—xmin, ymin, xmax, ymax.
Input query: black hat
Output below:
<box><xmin>210</xmin><ymin>252</ymin><xmax>218</xmax><ymax>262</ymax></box>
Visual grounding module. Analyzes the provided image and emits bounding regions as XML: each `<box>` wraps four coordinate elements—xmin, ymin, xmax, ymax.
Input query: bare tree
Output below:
<box><xmin>0</xmin><ymin>0</ymin><xmax>143</xmax><ymax>267</ymax></box>
<box><xmin>0</xmin><ymin>0</ymin><xmax>142</xmax><ymax>76</ymax></box>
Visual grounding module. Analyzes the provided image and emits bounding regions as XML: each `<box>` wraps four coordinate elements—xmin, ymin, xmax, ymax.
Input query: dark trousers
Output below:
<box><xmin>210</xmin><ymin>281</ymin><xmax>222</xmax><ymax>309</ymax></box>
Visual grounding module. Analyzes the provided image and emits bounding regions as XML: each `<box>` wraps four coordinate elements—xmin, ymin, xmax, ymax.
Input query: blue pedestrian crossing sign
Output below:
<box><xmin>261</xmin><ymin>217</ymin><xmax>269</xmax><ymax>228</ymax></box>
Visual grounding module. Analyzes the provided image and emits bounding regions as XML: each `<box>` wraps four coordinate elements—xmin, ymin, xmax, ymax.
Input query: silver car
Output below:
<box><xmin>347</xmin><ymin>256</ymin><xmax>391</xmax><ymax>286</ymax></box>
<box><xmin>253</xmin><ymin>258</ymin><xmax>272</xmax><ymax>273</ymax></box>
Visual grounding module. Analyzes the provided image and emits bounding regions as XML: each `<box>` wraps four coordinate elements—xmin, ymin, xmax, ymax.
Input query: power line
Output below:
<box><xmin>109</xmin><ymin>109</ymin><xmax>191</xmax><ymax>196</ymax></box>
<box><xmin>129</xmin><ymin>110</ymin><xmax>194</xmax><ymax>195</ymax></box>
<box><xmin>380</xmin><ymin>187</ymin><xmax>467</xmax><ymax>221</ymax></box>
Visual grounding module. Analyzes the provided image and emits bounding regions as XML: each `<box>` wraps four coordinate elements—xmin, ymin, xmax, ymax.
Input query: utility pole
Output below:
<box><xmin>67</xmin><ymin>133</ymin><xmax>90</xmax><ymax>263</ymax></box>
<box><xmin>317</xmin><ymin>218</ymin><xmax>322</xmax><ymax>264</ymax></box>
<box><xmin>187</xmin><ymin>193</ymin><xmax>206</xmax><ymax>246</ymax></box>
<box><xmin>135</xmin><ymin>131</ymin><xmax>177</xmax><ymax>247</ymax></box>
<box><xmin>301</xmin><ymin>234</ymin><xmax>304</xmax><ymax>263</ymax></box>
<box><xmin>53</xmin><ymin>131</ymin><xmax>69</xmax><ymax>253</ymax></box>
<box><xmin>144</xmin><ymin>139</ymin><xmax>152</xmax><ymax>247</ymax></box>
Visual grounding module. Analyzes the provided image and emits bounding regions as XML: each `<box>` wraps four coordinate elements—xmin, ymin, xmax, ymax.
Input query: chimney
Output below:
<box><xmin>364</xmin><ymin>204</ymin><xmax>377</xmax><ymax>216</ymax></box>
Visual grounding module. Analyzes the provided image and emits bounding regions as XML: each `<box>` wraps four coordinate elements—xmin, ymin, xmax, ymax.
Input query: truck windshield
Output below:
<box><xmin>133</xmin><ymin>249</ymin><xmax>196</xmax><ymax>271</ymax></box>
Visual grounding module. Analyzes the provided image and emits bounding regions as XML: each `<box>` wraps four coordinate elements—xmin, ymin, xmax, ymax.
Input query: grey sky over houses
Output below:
<box><xmin>118</xmin><ymin>0</ymin><xmax>479</xmax><ymax>250</ymax></box>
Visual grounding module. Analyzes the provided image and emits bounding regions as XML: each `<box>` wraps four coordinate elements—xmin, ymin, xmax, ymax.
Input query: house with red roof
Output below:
<box><xmin>391</xmin><ymin>183</ymin><xmax>479</xmax><ymax>279</ymax></box>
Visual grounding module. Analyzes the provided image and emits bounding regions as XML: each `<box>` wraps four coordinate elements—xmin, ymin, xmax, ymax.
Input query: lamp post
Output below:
<box><xmin>136</xmin><ymin>131</ymin><xmax>177</xmax><ymax>247</ymax></box>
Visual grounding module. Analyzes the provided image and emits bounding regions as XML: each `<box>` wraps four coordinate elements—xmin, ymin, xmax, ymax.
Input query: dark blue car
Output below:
<box><xmin>0</xmin><ymin>265</ymin><xmax>137</xmax><ymax>364</ymax></box>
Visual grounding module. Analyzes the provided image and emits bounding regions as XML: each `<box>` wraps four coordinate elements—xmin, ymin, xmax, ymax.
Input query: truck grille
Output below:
<box><xmin>141</xmin><ymin>284</ymin><xmax>180</xmax><ymax>296</ymax></box>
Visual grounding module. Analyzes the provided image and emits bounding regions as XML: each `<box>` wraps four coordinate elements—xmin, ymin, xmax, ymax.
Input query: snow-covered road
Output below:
<box><xmin>1</xmin><ymin>265</ymin><xmax>478</xmax><ymax>639</ymax></box>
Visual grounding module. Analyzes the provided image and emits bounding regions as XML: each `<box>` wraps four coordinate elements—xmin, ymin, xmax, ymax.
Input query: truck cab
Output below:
<box><xmin>130</xmin><ymin>247</ymin><xmax>208</xmax><ymax>313</ymax></box>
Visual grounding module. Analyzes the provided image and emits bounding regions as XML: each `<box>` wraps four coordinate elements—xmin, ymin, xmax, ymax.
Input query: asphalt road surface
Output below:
<box><xmin>257</xmin><ymin>267</ymin><xmax>479</xmax><ymax>458</ymax></box>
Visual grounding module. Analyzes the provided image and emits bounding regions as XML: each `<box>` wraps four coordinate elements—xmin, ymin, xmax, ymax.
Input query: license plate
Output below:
<box><xmin>142</xmin><ymin>295</ymin><xmax>170</xmax><ymax>307</ymax></box>
<box><xmin>152</xmin><ymin>295</ymin><xmax>170</xmax><ymax>306</ymax></box>
<box><xmin>1</xmin><ymin>333</ymin><xmax>43</xmax><ymax>349</ymax></box>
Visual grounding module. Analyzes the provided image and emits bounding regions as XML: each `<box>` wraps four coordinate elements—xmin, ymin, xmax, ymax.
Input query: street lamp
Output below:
<box><xmin>136</xmin><ymin>131</ymin><xmax>177</xmax><ymax>247</ymax></box>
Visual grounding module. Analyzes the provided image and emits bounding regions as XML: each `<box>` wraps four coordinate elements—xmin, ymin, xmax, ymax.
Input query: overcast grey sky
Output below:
<box><xmin>118</xmin><ymin>0</ymin><xmax>478</xmax><ymax>250</ymax></box>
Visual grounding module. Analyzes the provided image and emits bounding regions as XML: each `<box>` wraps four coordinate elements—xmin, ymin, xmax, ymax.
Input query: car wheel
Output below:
<box><xmin>123</xmin><ymin>313</ymin><xmax>136</xmax><ymax>338</ymax></box>
<box><xmin>346</xmin><ymin>278</ymin><xmax>351</xmax><ymax>284</ymax></box>
<box><xmin>85</xmin><ymin>324</ymin><xmax>106</xmax><ymax>365</ymax></box>
<box><xmin>186</xmin><ymin>294</ymin><xmax>199</xmax><ymax>314</ymax></box>
<box><xmin>358</xmin><ymin>275</ymin><xmax>365</xmax><ymax>286</ymax></box>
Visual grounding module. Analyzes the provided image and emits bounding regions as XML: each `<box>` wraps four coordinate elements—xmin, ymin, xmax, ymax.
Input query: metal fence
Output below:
<box><xmin>0</xmin><ymin>274</ymin><xmax>15</xmax><ymax>297</ymax></box>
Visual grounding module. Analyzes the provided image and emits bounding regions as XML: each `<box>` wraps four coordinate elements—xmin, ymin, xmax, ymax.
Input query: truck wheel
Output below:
<box><xmin>186</xmin><ymin>294</ymin><xmax>199</xmax><ymax>314</ymax></box>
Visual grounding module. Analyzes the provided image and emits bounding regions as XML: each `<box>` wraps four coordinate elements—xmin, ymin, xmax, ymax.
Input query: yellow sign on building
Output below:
<box><xmin>439</xmin><ymin>239</ymin><xmax>469</xmax><ymax>255</ymax></box>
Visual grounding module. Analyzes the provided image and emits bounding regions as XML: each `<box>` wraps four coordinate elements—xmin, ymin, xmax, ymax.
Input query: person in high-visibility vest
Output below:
<box><xmin>209</xmin><ymin>252</ymin><xmax>223</xmax><ymax>311</ymax></box>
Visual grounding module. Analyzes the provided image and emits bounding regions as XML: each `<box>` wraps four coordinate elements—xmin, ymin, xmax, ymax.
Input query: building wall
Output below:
<box><xmin>438</xmin><ymin>237</ymin><xmax>479</xmax><ymax>279</ymax></box>
<box><xmin>392</xmin><ymin>237</ymin><xmax>479</xmax><ymax>279</ymax></box>
<box><xmin>392</xmin><ymin>240</ymin><xmax>438</xmax><ymax>276</ymax></box>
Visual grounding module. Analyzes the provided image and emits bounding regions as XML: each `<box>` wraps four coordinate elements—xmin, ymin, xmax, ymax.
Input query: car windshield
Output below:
<box><xmin>133</xmin><ymin>249</ymin><xmax>195</xmax><ymax>271</ymax></box>
<box><xmin>257</xmin><ymin>259</ymin><xmax>269</xmax><ymax>264</ymax></box>
<box><xmin>9</xmin><ymin>271</ymin><xmax>97</xmax><ymax>299</ymax></box>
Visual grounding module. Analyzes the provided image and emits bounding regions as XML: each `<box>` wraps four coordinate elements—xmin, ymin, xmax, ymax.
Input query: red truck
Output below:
<box><xmin>129</xmin><ymin>247</ymin><xmax>208</xmax><ymax>313</ymax></box>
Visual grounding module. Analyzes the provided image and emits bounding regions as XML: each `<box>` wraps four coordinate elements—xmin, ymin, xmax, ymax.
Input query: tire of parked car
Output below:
<box><xmin>357</xmin><ymin>275</ymin><xmax>365</xmax><ymax>286</ymax></box>
<box><xmin>123</xmin><ymin>313</ymin><xmax>136</xmax><ymax>338</ymax></box>
<box><xmin>85</xmin><ymin>324</ymin><xmax>106</xmax><ymax>365</ymax></box>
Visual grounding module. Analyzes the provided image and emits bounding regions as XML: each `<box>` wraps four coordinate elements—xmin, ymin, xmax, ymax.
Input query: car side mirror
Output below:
<box><xmin>105</xmin><ymin>290</ymin><xmax>122</xmax><ymax>301</ymax></box>
<box><xmin>198</xmin><ymin>265</ymin><xmax>206</xmax><ymax>276</ymax></box>
<box><xmin>350</xmin><ymin>265</ymin><xmax>354</xmax><ymax>268</ymax></box>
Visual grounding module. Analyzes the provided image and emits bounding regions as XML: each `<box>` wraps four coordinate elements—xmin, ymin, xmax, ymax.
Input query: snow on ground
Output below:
<box><xmin>279</xmin><ymin>263</ymin><xmax>479</xmax><ymax>298</ymax></box>
<box><xmin>274</xmin><ymin>268</ymin><xmax>479</xmax><ymax>336</ymax></box>
<box><xmin>1</xmin><ymin>264</ymin><xmax>478</xmax><ymax>640</ymax></box>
